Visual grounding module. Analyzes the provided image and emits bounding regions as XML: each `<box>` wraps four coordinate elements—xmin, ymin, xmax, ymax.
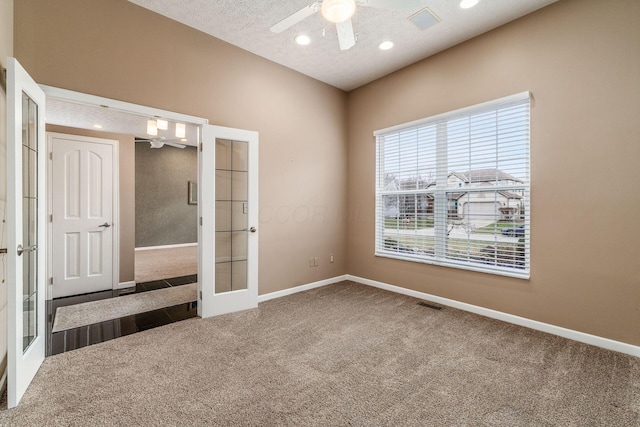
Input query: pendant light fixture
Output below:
<box><xmin>175</xmin><ymin>123</ymin><xmax>186</xmax><ymax>139</ymax></box>
<box><xmin>146</xmin><ymin>119</ymin><xmax>158</xmax><ymax>136</ymax></box>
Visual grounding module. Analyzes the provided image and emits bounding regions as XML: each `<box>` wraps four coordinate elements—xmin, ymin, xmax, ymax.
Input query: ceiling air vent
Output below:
<box><xmin>408</xmin><ymin>7</ymin><xmax>441</xmax><ymax>31</ymax></box>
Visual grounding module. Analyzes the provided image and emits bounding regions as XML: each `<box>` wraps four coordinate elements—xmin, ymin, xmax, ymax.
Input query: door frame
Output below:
<box><xmin>46</xmin><ymin>132</ymin><xmax>120</xmax><ymax>299</ymax></box>
<box><xmin>39</xmin><ymin>86</ymin><xmax>209</xmax><ymax>296</ymax></box>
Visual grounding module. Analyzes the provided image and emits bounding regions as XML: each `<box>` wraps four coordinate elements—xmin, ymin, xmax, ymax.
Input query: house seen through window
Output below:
<box><xmin>375</xmin><ymin>92</ymin><xmax>530</xmax><ymax>278</ymax></box>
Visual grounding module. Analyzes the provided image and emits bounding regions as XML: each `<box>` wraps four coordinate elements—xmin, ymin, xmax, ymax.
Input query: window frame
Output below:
<box><xmin>374</xmin><ymin>92</ymin><xmax>531</xmax><ymax>279</ymax></box>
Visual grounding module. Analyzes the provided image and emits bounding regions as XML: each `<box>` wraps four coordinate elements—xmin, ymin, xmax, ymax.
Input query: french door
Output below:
<box><xmin>199</xmin><ymin>125</ymin><xmax>258</xmax><ymax>317</ymax></box>
<box><xmin>6</xmin><ymin>58</ymin><xmax>46</xmax><ymax>408</ymax></box>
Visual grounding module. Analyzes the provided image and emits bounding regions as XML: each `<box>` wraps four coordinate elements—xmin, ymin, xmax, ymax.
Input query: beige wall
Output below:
<box><xmin>14</xmin><ymin>0</ymin><xmax>348</xmax><ymax>295</ymax></box>
<box><xmin>0</xmin><ymin>0</ymin><xmax>14</xmax><ymax>385</ymax></box>
<box><xmin>347</xmin><ymin>0</ymin><xmax>640</xmax><ymax>346</ymax></box>
<box><xmin>46</xmin><ymin>125</ymin><xmax>136</xmax><ymax>284</ymax></box>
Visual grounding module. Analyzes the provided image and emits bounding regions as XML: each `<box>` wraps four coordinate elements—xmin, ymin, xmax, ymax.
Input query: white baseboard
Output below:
<box><xmin>258</xmin><ymin>275</ymin><xmax>348</xmax><ymax>303</ymax></box>
<box><xmin>135</xmin><ymin>243</ymin><xmax>198</xmax><ymax>251</ymax></box>
<box><xmin>117</xmin><ymin>281</ymin><xmax>136</xmax><ymax>290</ymax></box>
<box><xmin>346</xmin><ymin>274</ymin><xmax>640</xmax><ymax>358</ymax></box>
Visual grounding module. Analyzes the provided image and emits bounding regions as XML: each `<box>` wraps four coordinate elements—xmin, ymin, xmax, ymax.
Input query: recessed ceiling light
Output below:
<box><xmin>460</xmin><ymin>0</ymin><xmax>479</xmax><ymax>9</ymax></box>
<box><xmin>379</xmin><ymin>41</ymin><xmax>394</xmax><ymax>50</ymax></box>
<box><xmin>295</xmin><ymin>34</ymin><xmax>311</xmax><ymax>46</ymax></box>
<box><xmin>93</xmin><ymin>124</ymin><xmax>103</xmax><ymax>129</ymax></box>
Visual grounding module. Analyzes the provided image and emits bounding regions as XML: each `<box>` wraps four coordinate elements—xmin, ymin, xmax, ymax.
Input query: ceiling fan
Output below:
<box><xmin>135</xmin><ymin>137</ymin><xmax>187</xmax><ymax>149</ymax></box>
<box><xmin>270</xmin><ymin>0</ymin><xmax>425</xmax><ymax>50</ymax></box>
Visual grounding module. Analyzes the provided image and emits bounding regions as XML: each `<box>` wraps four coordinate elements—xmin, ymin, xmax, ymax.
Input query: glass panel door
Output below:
<box><xmin>7</xmin><ymin>57</ymin><xmax>46</xmax><ymax>408</ymax></box>
<box><xmin>22</xmin><ymin>92</ymin><xmax>39</xmax><ymax>351</ymax></box>
<box><xmin>199</xmin><ymin>125</ymin><xmax>258</xmax><ymax>318</ymax></box>
<box><xmin>215</xmin><ymin>139</ymin><xmax>249</xmax><ymax>293</ymax></box>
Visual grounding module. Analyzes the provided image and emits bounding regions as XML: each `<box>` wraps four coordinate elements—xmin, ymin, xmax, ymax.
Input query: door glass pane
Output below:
<box><xmin>21</xmin><ymin>92</ymin><xmax>38</xmax><ymax>352</ymax></box>
<box><xmin>215</xmin><ymin>139</ymin><xmax>248</xmax><ymax>293</ymax></box>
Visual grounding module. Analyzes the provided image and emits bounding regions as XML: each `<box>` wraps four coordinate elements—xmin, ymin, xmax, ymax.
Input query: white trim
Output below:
<box><xmin>40</xmin><ymin>85</ymin><xmax>209</xmax><ymax>127</ymax></box>
<box><xmin>257</xmin><ymin>275</ymin><xmax>348</xmax><ymax>303</ymax></box>
<box><xmin>117</xmin><ymin>281</ymin><xmax>136</xmax><ymax>290</ymax></box>
<box><xmin>373</xmin><ymin>91</ymin><xmax>531</xmax><ymax>136</ymax></box>
<box><xmin>375</xmin><ymin>252</ymin><xmax>530</xmax><ymax>280</ymax></box>
<box><xmin>135</xmin><ymin>243</ymin><xmax>198</xmax><ymax>251</ymax></box>
<box><xmin>346</xmin><ymin>274</ymin><xmax>640</xmax><ymax>358</ymax></box>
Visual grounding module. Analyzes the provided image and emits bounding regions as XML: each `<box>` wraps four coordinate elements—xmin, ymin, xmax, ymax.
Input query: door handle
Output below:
<box><xmin>17</xmin><ymin>244</ymin><xmax>38</xmax><ymax>256</ymax></box>
<box><xmin>98</xmin><ymin>222</ymin><xmax>112</xmax><ymax>228</ymax></box>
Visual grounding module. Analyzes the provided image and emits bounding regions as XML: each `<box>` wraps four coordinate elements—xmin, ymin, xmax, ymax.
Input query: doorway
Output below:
<box><xmin>44</xmin><ymin>111</ymin><xmax>203</xmax><ymax>356</ymax></box>
<box><xmin>5</xmin><ymin>61</ymin><xmax>259</xmax><ymax>406</ymax></box>
<box><xmin>133</xmin><ymin>138</ymin><xmax>198</xmax><ymax>286</ymax></box>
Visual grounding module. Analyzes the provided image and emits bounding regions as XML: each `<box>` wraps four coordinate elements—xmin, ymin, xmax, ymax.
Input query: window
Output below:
<box><xmin>375</xmin><ymin>92</ymin><xmax>530</xmax><ymax>278</ymax></box>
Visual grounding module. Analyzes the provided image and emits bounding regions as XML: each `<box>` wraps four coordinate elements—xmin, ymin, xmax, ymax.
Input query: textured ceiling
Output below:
<box><xmin>127</xmin><ymin>0</ymin><xmax>558</xmax><ymax>91</ymax></box>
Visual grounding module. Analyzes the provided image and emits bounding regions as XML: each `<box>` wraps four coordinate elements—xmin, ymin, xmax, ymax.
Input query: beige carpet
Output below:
<box><xmin>1</xmin><ymin>282</ymin><xmax>638</xmax><ymax>425</ymax></box>
<box><xmin>135</xmin><ymin>245</ymin><xmax>198</xmax><ymax>283</ymax></box>
<box><xmin>52</xmin><ymin>284</ymin><xmax>198</xmax><ymax>333</ymax></box>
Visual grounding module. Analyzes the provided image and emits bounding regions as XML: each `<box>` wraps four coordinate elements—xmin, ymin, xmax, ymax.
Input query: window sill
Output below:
<box><xmin>375</xmin><ymin>251</ymin><xmax>530</xmax><ymax>280</ymax></box>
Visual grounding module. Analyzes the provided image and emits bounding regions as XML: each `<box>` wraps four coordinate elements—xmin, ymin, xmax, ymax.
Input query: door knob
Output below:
<box><xmin>249</xmin><ymin>226</ymin><xmax>256</xmax><ymax>233</ymax></box>
<box><xmin>17</xmin><ymin>244</ymin><xmax>37</xmax><ymax>256</ymax></box>
<box><xmin>98</xmin><ymin>222</ymin><xmax>111</xmax><ymax>228</ymax></box>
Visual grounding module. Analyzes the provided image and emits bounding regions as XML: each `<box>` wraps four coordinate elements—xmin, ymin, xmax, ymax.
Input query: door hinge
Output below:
<box><xmin>49</xmin><ymin>214</ymin><xmax>53</xmax><ymax>222</ymax></box>
<box><xmin>49</xmin><ymin>277</ymin><xmax>54</xmax><ymax>285</ymax></box>
<box><xmin>199</xmin><ymin>291</ymin><xmax>203</xmax><ymax>300</ymax></box>
<box><xmin>199</xmin><ymin>143</ymin><xmax>203</xmax><ymax>152</ymax></box>
<box><xmin>200</xmin><ymin>217</ymin><xmax>203</xmax><ymax>226</ymax></box>
<box><xmin>49</xmin><ymin>151</ymin><xmax>53</xmax><ymax>160</ymax></box>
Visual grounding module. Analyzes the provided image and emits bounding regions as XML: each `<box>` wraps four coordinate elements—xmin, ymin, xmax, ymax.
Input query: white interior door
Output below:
<box><xmin>49</xmin><ymin>133</ymin><xmax>116</xmax><ymax>298</ymax></box>
<box><xmin>199</xmin><ymin>125</ymin><xmax>258</xmax><ymax>317</ymax></box>
<box><xmin>6</xmin><ymin>57</ymin><xmax>46</xmax><ymax>408</ymax></box>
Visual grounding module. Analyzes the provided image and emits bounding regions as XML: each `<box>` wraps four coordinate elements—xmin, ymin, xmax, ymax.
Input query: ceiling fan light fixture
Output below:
<box><xmin>295</xmin><ymin>34</ymin><xmax>311</xmax><ymax>46</ymax></box>
<box><xmin>321</xmin><ymin>0</ymin><xmax>356</xmax><ymax>24</ymax></box>
<box><xmin>147</xmin><ymin>119</ymin><xmax>158</xmax><ymax>136</ymax></box>
<box><xmin>460</xmin><ymin>0</ymin><xmax>480</xmax><ymax>9</ymax></box>
<box><xmin>150</xmin><ymin>140</ymin><xmax>164</xmax><ymax>149</ymax></box>
<box><xmin>379</xmin><ymin>41</ymin><xmax>394</xmax><ymax>50</ymax></box>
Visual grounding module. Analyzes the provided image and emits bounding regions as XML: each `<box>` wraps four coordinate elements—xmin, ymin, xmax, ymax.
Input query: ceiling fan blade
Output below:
<box><xmin>358</xmin><ymin>0</ymin><xmax>424</xmax><ymax>12</ymax></box>
<box><xmin>336</xmin><ymin>19</ymin><xmax>356</xmax><ymax>51</ymax></box>
<box><xmin>270</xmin><ymin>2</ymin><xmax>321</xmax><ymax>33</ymax></box>
<box><xmin>163</xmin><ymin>141</ymin><xmax>187</xmax><ymax>149</ymax></box>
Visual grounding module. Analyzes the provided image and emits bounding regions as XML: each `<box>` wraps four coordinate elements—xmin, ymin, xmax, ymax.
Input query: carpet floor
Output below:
<box><xmin>52</xmin><ymin>283</ymin><xmax>198</xmax><ymax>333</ymax></box>
<box><xmin>135</xmin><ymin>246</ymin><xmax>198</xmax><ymax>283</ymax></box>
<box><xmin>1</xmin><ymin>281</ymin><xmax>638</xmax><ymax>426</ymax></box>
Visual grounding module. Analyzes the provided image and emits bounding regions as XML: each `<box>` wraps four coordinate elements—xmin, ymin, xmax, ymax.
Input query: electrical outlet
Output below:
<box><xmin>329</xmin><ymin>254</ymin><xmax>335</xmax><ymax>263</ymax></box>
<box><xmin>314</xmin><ymin>257</ymin><xmax>319</xmax><ymax>267</ymax></box>
<box><xmin>309</xmin><ymin>258</ymin><xmax>314</xmax><ymax>267</ymax></box>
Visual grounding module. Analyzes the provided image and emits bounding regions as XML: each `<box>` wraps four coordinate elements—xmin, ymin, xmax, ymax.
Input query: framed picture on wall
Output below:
<box><xmin>188</xmin><ymin>181</ymin><xmax>198</xmax><ymax>205</ymax></box>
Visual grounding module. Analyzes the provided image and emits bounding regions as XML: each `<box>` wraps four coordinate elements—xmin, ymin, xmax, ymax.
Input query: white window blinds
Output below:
<box><xmin>374</xmin><ymin>92</ymin><xmax>530</xmax><ymax>278</ymax></box>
